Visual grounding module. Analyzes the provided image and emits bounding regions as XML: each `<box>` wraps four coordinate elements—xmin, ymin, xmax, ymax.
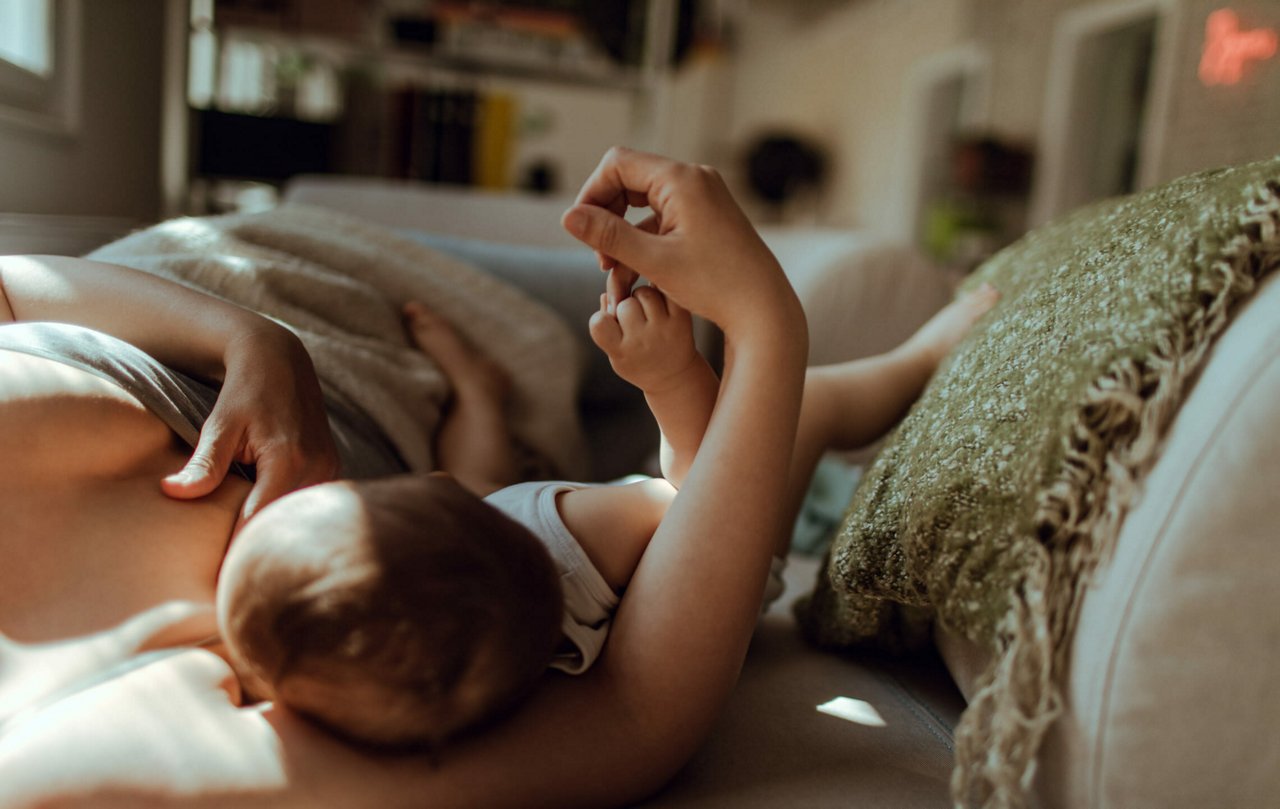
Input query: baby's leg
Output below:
<box><xmin>780</xmin><ymin>284</ymin><xmax>999</xmax><ymax>554</ymax></box>
<box><xmin>404</xmin><ymin>302</ymin><xmax>519</xmax><ymax>496</ymax></box>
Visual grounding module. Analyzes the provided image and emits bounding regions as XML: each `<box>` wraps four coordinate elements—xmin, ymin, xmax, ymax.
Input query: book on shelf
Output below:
<box><xmin>474</xmin><ymin>92</ymin><xmax>516</xmax><ymax>189</ymax></box>
<box><xmin>436</xmin><ymin>90</ymin><xmax>476</xmax><ymax>185</ymax></box>
<box><xmin>386</xmin><ymin>85</ymin><xmax>516</xmax><ymax>189</ymax></box>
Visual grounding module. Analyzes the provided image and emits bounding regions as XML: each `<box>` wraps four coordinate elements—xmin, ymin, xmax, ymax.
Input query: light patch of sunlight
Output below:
<box><xmin>816</xmin><ymin>696</ymin><xmax>887</xmax><ymax>727</ymax></box>
<box><xmin>167</xmin><ymin>217</ymin><xmax>224</xmax><ymax>239</ymax></box>
<box><xmin>0</xmin><ymin>650</ymin><xmax>288</xmax><ymax>792</ymax></box>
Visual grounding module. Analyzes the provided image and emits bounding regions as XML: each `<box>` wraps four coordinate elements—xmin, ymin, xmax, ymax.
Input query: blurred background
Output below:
<box><xmin>0</xmin><ymin>0</ymin><xmax>1276</xmax><ymax>268</ymax></box>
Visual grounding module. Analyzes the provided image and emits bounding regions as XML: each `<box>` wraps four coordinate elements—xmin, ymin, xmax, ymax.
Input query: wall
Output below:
<box><xmin>723</xmin><ymin>0</ymin><xmax>974</xmax><ymax>232</ymax></box>
<box><xmin>491</xmin><ymin>79</ymin><xmax>635</xmax><ymax>195</ymax></box>
<box><xmin>725</xmin><ymin>0</ymin><xmax>1280</xmax><ymax>237</ymax></box>
<box><xmin>973</xmin><ymin>0</ymin><xmax>1279</xmax><ymax>183</ymax></box>
<box><xmin>0</xmin><ymin>0</ymin><xmax>166</xmax><ymax>223</ymax></box>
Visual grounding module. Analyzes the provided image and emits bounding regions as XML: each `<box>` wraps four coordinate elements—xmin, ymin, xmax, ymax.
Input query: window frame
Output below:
<box><xmin>0</xmin><ymin>0</ymin><xmax>81</xmax><ymax>137</ymax></box>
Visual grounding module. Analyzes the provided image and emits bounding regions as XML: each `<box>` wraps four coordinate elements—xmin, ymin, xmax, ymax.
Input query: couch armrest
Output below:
<box><xmin>935</xmin><ymin>273</ymin><xmax>1280</xmax><ymax>808</ymax></box>
<box><xmin>285</xmin><ymin>175</ymin><xmax>581</xmax><ymax>248</ymax></box>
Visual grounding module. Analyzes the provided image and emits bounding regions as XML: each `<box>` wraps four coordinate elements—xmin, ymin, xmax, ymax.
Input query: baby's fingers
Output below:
<box><xmin>589</xmin><ymin>307</ymin><xmax>623</xmax><ymax>353</ymax></box>
<box><xmin>630</xmin><ymin>285</ymin><xmax>668</xmax><ymax>320</ymax></box>
<box><xmin>606</xmin><ymin>266</ymin><xmax>637</xmax><ymax>310</ymax></box>
<box><xmin>615</xmin><ymin>296</ymin><xmax>649</xmax><ymax>332</ymax></box>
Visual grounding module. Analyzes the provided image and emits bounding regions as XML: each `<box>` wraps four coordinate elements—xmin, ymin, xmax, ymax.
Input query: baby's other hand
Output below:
<box><xmin>590</xmin><ymin>285</ymin><xmax>700</xmax><ymax>393</ymax></box>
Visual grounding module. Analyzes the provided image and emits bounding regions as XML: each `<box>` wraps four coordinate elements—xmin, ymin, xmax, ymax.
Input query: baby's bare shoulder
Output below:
<box><xmin>558</xmin><ymin>477</ymin><xmax>675</xmax><ymax>591</ymax></box>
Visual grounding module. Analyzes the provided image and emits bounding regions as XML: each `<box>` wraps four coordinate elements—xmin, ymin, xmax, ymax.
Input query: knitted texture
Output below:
<box><xmin>796</xmin><ymin>156</ymin><xmax>1280</xmax><ymax>808</ymax></box>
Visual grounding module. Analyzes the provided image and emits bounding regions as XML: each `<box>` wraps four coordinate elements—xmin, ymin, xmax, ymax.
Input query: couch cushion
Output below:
<box><xmin>1033</xmin><ymin>270</ymin><xmax>1280</xmax><ymax>808</ymax></box>
<box><xmin>796</xmin><ymin>156</ymin><xmax>1280</xmax><ymax>806</ymax></box>
<box><xmin>644</xmin><ymin>554</ymin><xmax>965</xmax><ymax>808</ymax></box>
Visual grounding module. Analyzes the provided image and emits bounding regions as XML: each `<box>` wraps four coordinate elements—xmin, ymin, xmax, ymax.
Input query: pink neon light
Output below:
<box><xmin>1199</xmin><ymin>8</ymin><xmax>1277</xmax><ymax>86</ymax></box>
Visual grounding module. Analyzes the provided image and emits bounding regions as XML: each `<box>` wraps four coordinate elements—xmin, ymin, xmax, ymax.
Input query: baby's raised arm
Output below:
<box><xmin>588</xmin><ymin>283</ymin><xmax>718</xmax><ymax>487</ymax></box>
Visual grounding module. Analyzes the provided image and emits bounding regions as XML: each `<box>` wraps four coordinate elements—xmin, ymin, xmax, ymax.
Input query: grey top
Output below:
<box><xmin>0</xmin><ymin>322</ymin><xmax>406</xmax><ymax>480</ymax></box>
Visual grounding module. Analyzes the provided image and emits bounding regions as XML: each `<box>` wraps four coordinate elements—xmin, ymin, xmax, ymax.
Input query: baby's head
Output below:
<box><xmin>216</xmin><ymin>474</ymin><xmax>563</xmax><ymax>749</ymax></box>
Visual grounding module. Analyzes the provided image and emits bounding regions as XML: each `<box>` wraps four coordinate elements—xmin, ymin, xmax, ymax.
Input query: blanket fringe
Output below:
<box><xmin>950</xmin><ymin>180</ymin><xmax>1280</xmax><ymax>808</ymax></box>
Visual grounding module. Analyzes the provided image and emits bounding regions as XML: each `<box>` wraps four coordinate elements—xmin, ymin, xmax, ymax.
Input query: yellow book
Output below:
<box><xmin>473</xmin><ymin>93</ymin><xmax>517</xmax><ymax>190</ymax></box>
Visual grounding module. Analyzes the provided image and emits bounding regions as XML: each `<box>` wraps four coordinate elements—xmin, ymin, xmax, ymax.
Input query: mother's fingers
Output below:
<box><xmin>562</xmin><ymin>204</ymin><xmax>665</xmax><ymax>283</ymax></box>
<box><xmin>237</xmin><ymin>440</ymin><xmax>338</xmax><ymax>529</ymax></box>
<box><xmin>574</xmin><ymin>147</ymin><xmax>675</xmax><ymax>270</ymax></box>
<box><xmin>574</xmin><ymin>146</ymin><xmax>676</xmax><ymax>212</ymax></box>
<box><xmin>606</xmin><ymin>266</ymin><xmax>638</xmax><ymax>309</ymax></box>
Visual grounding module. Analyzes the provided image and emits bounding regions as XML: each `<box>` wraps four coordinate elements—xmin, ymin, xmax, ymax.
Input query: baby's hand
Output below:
<box><xmin>590</xmin><ymin>285</ymin><xmax>701</xmax><ymax>393</ymax></box>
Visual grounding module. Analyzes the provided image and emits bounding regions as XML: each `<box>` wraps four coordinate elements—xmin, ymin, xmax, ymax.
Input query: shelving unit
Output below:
<box><xmin>162</xmin><ymin>0</ymin><xmax>680</xmax><ymax>215</ymax></box>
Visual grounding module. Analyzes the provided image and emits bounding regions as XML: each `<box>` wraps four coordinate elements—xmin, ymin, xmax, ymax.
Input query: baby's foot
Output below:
<box><xmin>901</xmin><ymin>282</ymin><xmax>1000</xmax><ymax>370</ymax></box>
<box><xmin>404</xmin><ymin>301</ymin><xmax>511</xmax><ymax>404</ymax></box>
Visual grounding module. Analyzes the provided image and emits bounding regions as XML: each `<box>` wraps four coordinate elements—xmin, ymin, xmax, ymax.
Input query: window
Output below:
<box><xmin>0</xmin><ymin>0</ymin><xmax>53</xmax><ymax>76</ymax></box>
<box><xmin>0</xmin><ymin>0</ymin><xmax>79</xmax><ymax>135</ymax></box>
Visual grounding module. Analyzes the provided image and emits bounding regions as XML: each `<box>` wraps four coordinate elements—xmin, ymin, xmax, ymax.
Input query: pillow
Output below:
<box><xmin>795</xmin><ymin>156</ymin><xmax>1280</xmax><ymax>807</ymax></box>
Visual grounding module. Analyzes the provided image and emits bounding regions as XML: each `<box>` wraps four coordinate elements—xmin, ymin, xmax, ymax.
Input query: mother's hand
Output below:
<box><xmin>161</xmin><ymin>324</ymin><xmax>339</xmax><ymax>526</ymax></box>
<box><xmin>0</xmin><ymin>256</ymin><xmax>340</xmax><ymax>523</ymax></box>
<box><xmin>561</xmin><ymin>146</ymin><xmax>786</xmax><ymax>331</ymax></box>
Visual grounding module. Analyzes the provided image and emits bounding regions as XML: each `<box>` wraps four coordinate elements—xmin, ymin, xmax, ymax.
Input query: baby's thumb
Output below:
<box><xmin>562</xmin><ymin>204</ymin><xmax>659</xmax><ymax>273</ymax></box>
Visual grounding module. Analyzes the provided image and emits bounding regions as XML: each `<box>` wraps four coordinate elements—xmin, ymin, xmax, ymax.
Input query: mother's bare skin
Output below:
<box><xmin>0</xmin><ymin>350</ymin><xmax>242</xmax><ymax>722</ymax></box>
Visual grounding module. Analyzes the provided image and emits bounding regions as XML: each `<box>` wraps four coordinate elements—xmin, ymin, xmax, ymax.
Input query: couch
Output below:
<box><xmin>282</xmin><ymin>170</ymin><xmax>1280</xmax><ymax>809</ymax></box>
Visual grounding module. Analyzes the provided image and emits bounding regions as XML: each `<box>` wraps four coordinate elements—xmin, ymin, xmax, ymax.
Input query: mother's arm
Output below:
<box><xmin>0</xmin><ymin>255</ymin><xmax>338</xmax><ymax>520</ymax></box>
<box><xmin>412</xmin><ymin>149</ymin><xmax>809</xmax><ymax>805</ymax></box>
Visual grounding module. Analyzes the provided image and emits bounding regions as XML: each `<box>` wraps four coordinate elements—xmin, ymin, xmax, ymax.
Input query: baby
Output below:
<box><xmin>218</xmin><ymin>278</ymin><xmax>998</xmax><ymax>750</ymax></box>
<box><xmin>216</xmin><ymin>289</ymin><xmax>714</xmax><ymax>749</ymax></box>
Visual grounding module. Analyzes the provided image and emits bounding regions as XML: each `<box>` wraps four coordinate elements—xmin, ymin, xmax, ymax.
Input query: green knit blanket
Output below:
<box><xmin>796</xmin><ymin>156</ymin><xmax>1280</xmax><ymax>808</ymax></box>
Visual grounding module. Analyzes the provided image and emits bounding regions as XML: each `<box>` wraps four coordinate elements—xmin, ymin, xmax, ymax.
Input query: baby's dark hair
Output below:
<box><xmin>221</xmin><ymin>475</ymin><xmax>563</xmax><ymax>748</ymax></box>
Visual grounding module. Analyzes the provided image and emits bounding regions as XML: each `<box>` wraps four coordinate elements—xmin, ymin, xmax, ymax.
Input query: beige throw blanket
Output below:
<box><xmin>88</xmin><ymin>204</ymin><xmax>589</xmax><ymax>479</ymax></box>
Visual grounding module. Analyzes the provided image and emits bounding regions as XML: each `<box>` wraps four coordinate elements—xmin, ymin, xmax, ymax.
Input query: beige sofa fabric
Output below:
<box><xmin>644</xmin><ymin>555</ymin><xmax>964</xmax><ymax>808</ymax></box>
<box><xmin>1029</xmin><ymin>272</ymin><xmax>1280</xmax><ymax>807</ymax></box>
